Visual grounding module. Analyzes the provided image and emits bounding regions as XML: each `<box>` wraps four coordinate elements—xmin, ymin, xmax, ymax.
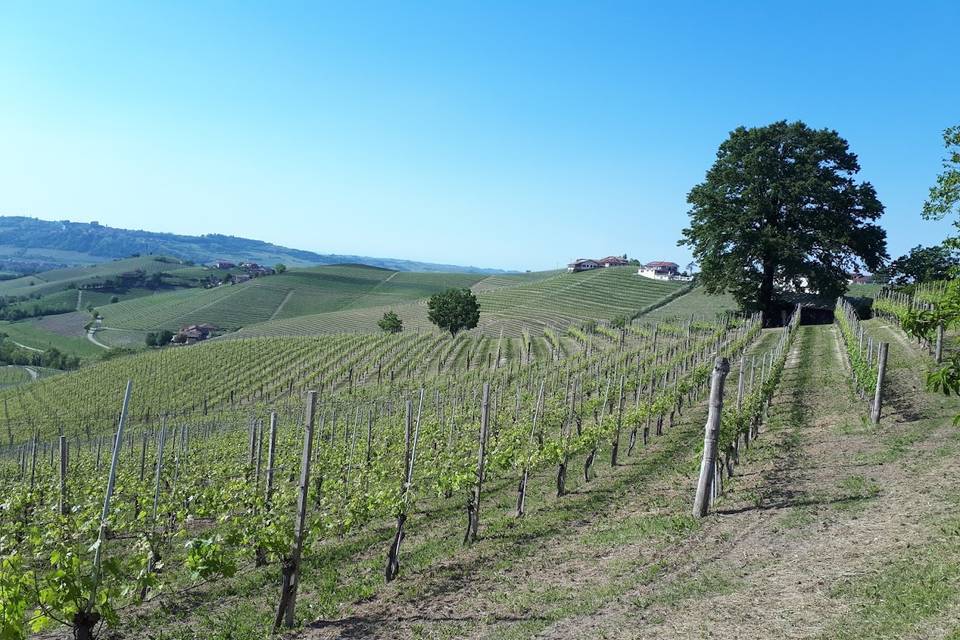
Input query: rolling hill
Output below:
<box><xmin>230</xmin><ymin>266</ymin><xmax>688</xmax><ymax>338</ymax></box>
<box><xmin>0</xmin><ymin>216</ymin><xmax>509</xmax><ymax>274</ymax></box>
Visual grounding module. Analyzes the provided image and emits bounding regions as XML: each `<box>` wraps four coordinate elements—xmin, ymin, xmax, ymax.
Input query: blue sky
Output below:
<box><xmin>1</xmin><ymin>1</ymin><xmax>958</xmax><ymax>271</ymax></box>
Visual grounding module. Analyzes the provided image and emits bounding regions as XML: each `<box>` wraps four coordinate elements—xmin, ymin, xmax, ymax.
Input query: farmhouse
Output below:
<box><xmin>598</xmin><ymin>256</ymin><xmax>629</xmax><ymax>267</ymax></box>
<box><xmin>638</xmin><ymin>261</ymin><xmax>684</xmax><ymax>280</ymax></box>
<box><xmin>213</xmin><ymin>260</ymin><xmax>236</xmax><ymax>269</ymax></box>
<box><xmin>172</xmin><ymin>323</ymin><xmax>218</xmax><ymax>344</ymax></box>
<box><xmin>567</xmin><ymin>259</ymin><xmax>601</xmax><ymax>272</ymax></box>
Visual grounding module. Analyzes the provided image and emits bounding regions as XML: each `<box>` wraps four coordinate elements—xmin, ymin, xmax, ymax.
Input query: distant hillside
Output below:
<box><xmin>0</xmin><ymin>216</ymin><xmax>507</xmax><ymax>274</ymax></box>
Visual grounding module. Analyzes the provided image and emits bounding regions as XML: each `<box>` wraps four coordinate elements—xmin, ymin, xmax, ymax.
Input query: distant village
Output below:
<box><xmin>208</xmin><ymin>260</ymin><xmax>277</xmax><ymax>285</ymax></box>
<box><xmin>566</xmin><ymin>256</ymin><xmax>694</xmax><ymax>282</ymax></box>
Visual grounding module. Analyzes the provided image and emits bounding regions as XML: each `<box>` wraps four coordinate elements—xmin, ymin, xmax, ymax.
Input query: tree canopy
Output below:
<box><xmin>879</xmin><ymin>243</ymin><xmax>959</xmax><ymax>285</ymax></box>
<box><xmin>378</xmin><ymin>310</ymin><xmax>403</xmax><ymax>334</ymax></box>
<box><xmin>427</xmin><ymin>288</ymin><xmax>480</xmax><ymax>337</ymax></box>
<box><xmin>679</xmin><ymin>120</ymin><xmax>887</xmax><ymax>316</ymax></box>
<box><xmin>923</xmin><ymin>125</ymin><xmax>960</xmax><ymax>248</ymax></box>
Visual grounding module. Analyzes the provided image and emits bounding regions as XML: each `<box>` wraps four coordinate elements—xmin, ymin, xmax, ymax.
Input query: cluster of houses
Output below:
<box><xmin>566</xmin><ymin>256</ymin><xmax>693</xmax><ymax>282</ymax></box>
<box><xmin>209</xmin><ymin>260</ymin><xmax>276</xmax><ymax>285</ymax></box>
<box><xmin>566</xmin><ymin>256</ymin><xmax>632</xmax><ymax>271</ymax></box>
<box><xmin>172</xmin><ymin>323</ymin><xmax>219</xmax><ymax>344</ymax></box>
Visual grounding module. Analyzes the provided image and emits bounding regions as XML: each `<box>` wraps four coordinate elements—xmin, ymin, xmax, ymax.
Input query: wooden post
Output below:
<box><xmin>464</xmin><ymin>383</ymin><xmax>490</xmax><ymax>545</ymax></box>
<box><xmin>516</xmin><ymin>381</ymin><xmax>545</xmax><ymax>517</ymax></box>
<box><xmin>265</xmin><ymin>412</ymin><xmax>278</xmax><ymax>507</ymax></box>
<box><xmin>871</xmin><ymin>343</ymin><xmax>889</xmax><ymax>425</ymax></box>
<box><xmin>610</xmin><ymin>373</ymin><xmax>625</xmax><ymax>467</ymax></box>
<box><xmin>693</xmin><ymin>359</ymin><xmax>729</xmax><ymax>518</ymax></box>
<box><xmin>58</xmin><ymin>435</ymin><xmax>68</xmax><ymax>516</ymax></box>
<box><xmin>277</xmin><ymin>391</ymin><xmax>317</xmax><ymax>629</ymax></box>
<box><xmin>735</xmin><ymin>356</ymin><xmax>745</xmax><ymax>412</ymax></box>
<box><xmin>936</xmin><ymin>322</ymin><xmax>944</xmax><ymax>364</ymax></box>
<box><xmin>88</xmin><ymin>380</ymin><xmax>133</xmax><ymax>612</ymax></box>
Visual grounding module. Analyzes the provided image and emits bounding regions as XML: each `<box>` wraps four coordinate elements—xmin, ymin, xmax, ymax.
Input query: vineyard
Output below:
<box><xmin>0</xmin><ymin>294</ymin><xmax>807</xmax><ymax>638</ymax></box>
<box><xmin>95</xmin><ymin>265</ymin><xmax>491</xmax><ymax>335</ymax></box>
<box><xmin>0</xmin><ymin>279</ymin><xmax>957</xmax><ymax>639</ymax></box>
<box><xmin>232</xmin><ymin>267</ymin><xmax>688</xmax><ymax>338</ymax></box>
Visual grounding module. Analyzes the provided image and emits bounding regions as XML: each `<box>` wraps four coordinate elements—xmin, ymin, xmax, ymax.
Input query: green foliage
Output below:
<box><xmin>680</xmin><ymin>120</ymin><xmax>887</xmax><ymax>315</ymax></box>
<box><xmin>0</xmin><ymin>554</ymin><xmax>29</xmax><ymax>640</ymax></box>
<box><xmin>894</xmin><ymin>280</ymin><xmax>960</xmax><ymax>424</ymax></box>
<box><xmin>185</xmin><ymin>536</ymin><xmax>238</xmax><ymax>580</ymax></box>
<box><xmin>427</xmin><ymin>288</ymin><xmax>480</xmax><ymax>337</ymax></box>
<box><xmin>274</xmin><ymin>263</ymin><xmax>287</xmax><ymax>274</ymax></box>
<box><xmin>923</xmin><ymin>125</ymin><xmax>960</xmax><ymax>245</ymax></box>
<box><xmin>378</xmin><ymin>310</ymin><xmax>403</xmax><ymax>334</ymax></box>
<box><xmin>878</xmin><ymin>243</ymin><xmax>959</xmax><ymax>284</ymax></box>
<box><xmin>835</xmin><ymin>298</ymin><xmax>879</xmax><ymax>391</ymax></box>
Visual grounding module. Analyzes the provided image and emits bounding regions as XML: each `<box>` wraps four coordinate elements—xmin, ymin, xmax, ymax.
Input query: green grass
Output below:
<box><xmin>0</xmin><ymin>320</ymin><xmax>105</xmax><ymax>359</ymax></box>
<box><xmin>824</xmin><ymin>515</ymin><xmax>960</xmax><ymax>639</ymax></box>
<box><xmin>644</xmin><ymin>285</ymin><xmax>739</xmax><ymax>322</ymax></box>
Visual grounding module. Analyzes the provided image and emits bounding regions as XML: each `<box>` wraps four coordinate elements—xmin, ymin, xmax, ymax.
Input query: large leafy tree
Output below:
<box><xmin>427</xmin><ymin>288</ymin><xmax>480</xmax><ymax>337</ymax></box>
<box><xmin>879</xmin><ymin>243</ymin><xmax>959</xmax><ymax>284</ymax></box>
<box><xmin>923</xmin><ymin>125</ymin><xmax>960</xmax><ymax>248</ymax></box>
<box><xmin>679</xmin><ymin>121</ymin><xmax>887</xmax><ymax>316</ymax></box>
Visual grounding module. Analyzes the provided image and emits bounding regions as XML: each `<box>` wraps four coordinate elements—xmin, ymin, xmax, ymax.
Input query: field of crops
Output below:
<box><xmin>234</xmin><ymin>267</ymin><xmax>688</xmax><ymax>338</ymax></box>
<box><xmin>0</xmin><ymin>301</ymin><xmax>788</xmax><ymax>639</ymax></box>
<box><xmin>644</xmin><ymin>285</ymin><xmax>739</xmax><ymax>321</ymax></box>
<box><xmin>96</xmin><ymin>265</ymin><xmax>498</xmax><ymax>333</ymax></box>
<box><xmin>0</xmin><ymin>256</ymin><xmax>191</xmax><ymax>298</ymax></box>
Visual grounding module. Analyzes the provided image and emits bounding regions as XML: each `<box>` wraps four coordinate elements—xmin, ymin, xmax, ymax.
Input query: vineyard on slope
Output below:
<box><xmin>0</xmin><ymin>308</ymin><xmax>775</xmax><ymax>639</ymax></box>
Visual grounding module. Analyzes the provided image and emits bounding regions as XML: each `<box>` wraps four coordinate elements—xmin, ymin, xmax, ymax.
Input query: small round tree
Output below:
<box><xmin>378</xmin><ymin>310</ymin><xmax>403</xmax><ymax>334</ymax></box>
<box><xmin>427</xmin><ymin>288</ymin><xmax>480</xmax><ymax>337</ymax></box>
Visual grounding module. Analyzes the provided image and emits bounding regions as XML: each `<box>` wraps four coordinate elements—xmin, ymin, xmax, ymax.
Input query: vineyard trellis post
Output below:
<box><xmin>58</xmin><ymin>434</ymin><xmax>67</xmax><ymax>516</ymax></box>
<box><xmin>870</xmin><ymin>342</ymin><xmax>889</xmax><ymax>425</ymax></box>
<box><xmin>936</xmin><ymin>322</ymin><xmax>944</xmax><ymax>364</ymax></box>
<box><xmin>82</xmin><ymin>379</ymin><xmax>132</xmax><ymax>640</ymax></box>
<box><xmin>693</xmin><ymin>358</ymin><xmax>729</xmax><ymax>518</ymax></box>
<box><xmin>276</xmin><ymin>390</ymin><xmax>317</xmax><ymax>630</ymax></box>
<box><xmin>464</xmin><ymin>382</ymin><xmax>490</xmax><ymax>545</ymax></box>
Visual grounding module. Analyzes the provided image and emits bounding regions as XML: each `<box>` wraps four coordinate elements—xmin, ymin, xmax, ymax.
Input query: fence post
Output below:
<box><xmin>871</xmin><ymin>343</ymin><xmax>889</xmax><ymax>425</ymax></box>
<box><xmin>693</xmin><ymin>358</ymin><xmax>730</xmax><ymax>518</ymax></box>
<box><xmin>936</xmin><ymin>323</ymin><xmax>944</xmax><ymax>364</ymax></box>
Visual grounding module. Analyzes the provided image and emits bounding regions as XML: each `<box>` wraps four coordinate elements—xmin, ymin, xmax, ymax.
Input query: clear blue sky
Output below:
<box><xmin>1</xmin><ymin>1</ymin><xmax>958</xmax><ymax>271</ymax></box>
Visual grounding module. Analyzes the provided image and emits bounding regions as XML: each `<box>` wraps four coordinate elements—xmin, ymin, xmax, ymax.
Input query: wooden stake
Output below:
<box><xmin>464</xmin><ymin>383</ymin><xmax>490</xmax><ymax>545</ymax></box>
<box><xmin>693</xmin><ymin>359</ymin><xmax>729</xmax><ymax>517</ymax></box>
<box><xmin>276</xmin><ymin>391</ymin><xmax>317</xmax><ymax>630</ymax></box>
<box><xmin>871</xmin><ymin>343</ymin><xmax>889</xmax><ymax>425</ymax></box>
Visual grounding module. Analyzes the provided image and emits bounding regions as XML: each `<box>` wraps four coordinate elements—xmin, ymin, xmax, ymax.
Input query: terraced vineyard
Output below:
<box><xmin>234</xmin><ymin>267</ymin><xmax>688</xmax><ymax>338</ymax></box>
<box><xmin>96</xmin><ymin>265</ymin><xmax>492</xmax><ymax>335</ymax></box>
<box><xmin>0</xmin><ymin>256</ymin><xmax>191</xmax><ymax>298</ymax></box>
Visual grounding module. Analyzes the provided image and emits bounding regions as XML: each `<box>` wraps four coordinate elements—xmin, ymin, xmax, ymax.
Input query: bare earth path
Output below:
<box><xmin>293</xmin><ymin>323</ymin><xmax>960</xmax><ymax>640</ymax></box>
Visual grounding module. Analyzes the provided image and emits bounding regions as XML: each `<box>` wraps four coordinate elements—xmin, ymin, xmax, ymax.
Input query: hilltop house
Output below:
<box><xmin>848</xmin><ymin>273</ymin><xmax>875</xmax><ymax>285</ymax></box>
<box><xmin>567</xmin><ymin>259</ymin><xmax>601</xmax><ymax>272</ymax></box>
<box><xmin>598</xmin><ymin>256</ymin><xmax>629</xmax><ymax>267</ymax></box>
<box><xmin>214</xmin><ymin>260</ymin><xmax>236</xmax><ymax>270</ymax></box>
<box><xmin>638</xmin><ymin>261</ymin><xmax>689</xmax><ymax>281</ymax></box>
